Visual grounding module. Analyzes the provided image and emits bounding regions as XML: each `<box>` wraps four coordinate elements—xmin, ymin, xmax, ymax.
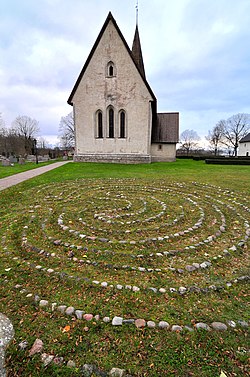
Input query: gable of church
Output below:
<box><xmin>68</xmin><ymin>12</ymin><xmax>179</xmax><ymax>163</ymax></box>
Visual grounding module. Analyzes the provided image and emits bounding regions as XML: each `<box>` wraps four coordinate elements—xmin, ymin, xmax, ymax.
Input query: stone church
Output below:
<box><xmin>68</xmin><ymin>12</ymin><xmax>179</xmax><ymax>163</ymax></box>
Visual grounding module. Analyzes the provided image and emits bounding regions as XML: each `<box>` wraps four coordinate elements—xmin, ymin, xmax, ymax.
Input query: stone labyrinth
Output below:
<box><xmin>2</xmin><ymin>178</ymin><xmax>250</xmax><ymax>330</ymax></box>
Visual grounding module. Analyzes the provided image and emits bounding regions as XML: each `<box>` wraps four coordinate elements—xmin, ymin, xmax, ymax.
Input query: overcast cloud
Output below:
<box><xmin>0</xmin><ymin>0</ymin><xmax>249</xmax><ymax>146</ymax></box>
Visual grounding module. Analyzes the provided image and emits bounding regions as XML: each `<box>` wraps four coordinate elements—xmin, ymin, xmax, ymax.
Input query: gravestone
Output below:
<box><xmin>9</xmin><ymin>156</ymin><xmax>17</xmax><ymax>163</ymax></box>
<box><xmin>1</xmin><ymin>160</ymin><xmax>11</xmax><ymax>167</ymax></box>
<box><xmin>19</xmin><ymin>158</ymin><xmax>25</xmax><ymax>165</ymax></box>
<box><xmin>0</xmin><ymin>313</ymin><xmax>14</xmax><ymax>377</ymax></box>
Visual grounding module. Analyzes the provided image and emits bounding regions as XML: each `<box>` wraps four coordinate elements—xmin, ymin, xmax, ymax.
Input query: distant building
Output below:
<box><xmin>238</xmin><ymin>132</ymin><xmax>250</xmax><ymax>156</ymax></box>
<box><xmin>68</xmin><ymin>12</ymin><xmax>179</xmax><ymax>163</ymax></box>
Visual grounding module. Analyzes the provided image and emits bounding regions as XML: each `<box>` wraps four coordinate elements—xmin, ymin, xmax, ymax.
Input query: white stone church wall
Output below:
<box><xmin>73</xmin><ymin>21</ymin><xmax>154</xmax><ymax>163</ymax></box>
<box><xmin>150</xmin><ymin>143</ymin><xmax>176</xmax><ymax>162</ymax></box>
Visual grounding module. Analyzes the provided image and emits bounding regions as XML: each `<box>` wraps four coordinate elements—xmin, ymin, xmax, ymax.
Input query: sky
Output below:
<box><xmin>0</xmin><ymin>0</ymin><xmax>250</xmax><ymax>147</ymax></box>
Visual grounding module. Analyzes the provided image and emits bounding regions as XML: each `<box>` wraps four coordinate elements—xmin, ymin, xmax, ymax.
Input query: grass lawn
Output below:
<box><xmin>0</xmin><ymin>160</ymin><xmax>249</xmax><ymax>376</ymax></box>
<box><xmin>0</xmin><ymin>159</ymin><xmax>63</xmax><ymax>179</ymax></box>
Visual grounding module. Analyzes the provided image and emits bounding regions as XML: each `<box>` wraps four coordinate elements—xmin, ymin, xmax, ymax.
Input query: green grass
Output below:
<box><xmin>0</xmin><ymin>159</ymin><xmax>63</xmax><ymax>179</ymax></box>
<box><xmin>0</xmin><ymin>159</ymin><xmax>249</xmax><ymax>377</ymax></box>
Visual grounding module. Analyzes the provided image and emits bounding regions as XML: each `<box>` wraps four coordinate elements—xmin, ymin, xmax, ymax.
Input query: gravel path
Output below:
<box><xmin>0</xmin><ymin>161</ymin><xmax>71</xmax><ymax>191</ymax></box>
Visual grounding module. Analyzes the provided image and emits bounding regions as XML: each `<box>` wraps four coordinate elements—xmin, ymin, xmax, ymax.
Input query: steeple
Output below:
<box><xmin>132</xmin><ymin>4</ymin><xmax>146</xmax><ymax>79</ymax></box>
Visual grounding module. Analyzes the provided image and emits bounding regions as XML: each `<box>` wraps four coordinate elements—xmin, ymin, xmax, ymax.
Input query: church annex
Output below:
<box><xmin>68</xmin><ymin>12</ymin><xmax>179</xmax><ymax>163</ymax></box>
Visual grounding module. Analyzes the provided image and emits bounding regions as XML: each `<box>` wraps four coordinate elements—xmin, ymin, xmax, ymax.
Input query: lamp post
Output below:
<box><xmin>34</xmin><ymin>138</ymin><xmax>38</xmax><ymax>164</ymax></box>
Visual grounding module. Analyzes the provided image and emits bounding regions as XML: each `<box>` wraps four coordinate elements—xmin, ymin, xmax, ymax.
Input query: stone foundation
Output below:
<box><xmin>73</xmin><ymin>154</ymin><xmax>151</xmax><ymax>164</ymax></box>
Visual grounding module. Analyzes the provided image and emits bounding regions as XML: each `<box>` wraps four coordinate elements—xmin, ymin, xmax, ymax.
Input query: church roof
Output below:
<box><xmin>68</xmin><ymin>12</ymin><xmax>156</xmax><ymax>106</ymax></box>
<box><xmin>132</xmin><ymin>25</ymin><xmax>146</xmax><ymax>79</ymax></box>
<box><xmin>239</xmin><ymin>132</ymin><xmax>250</xmax><ymax>143</ymax></box>
<box><xmin>152</xmin><ymin>113</ymin><xmax>179</xmax><ymax>143</ymax></box>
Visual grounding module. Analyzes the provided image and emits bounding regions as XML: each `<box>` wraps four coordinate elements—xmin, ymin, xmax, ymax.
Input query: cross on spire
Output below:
<box><xmin>136</xmin><ymin>0</ymin><xmax>139</xmax><ymax>25</ymax></box>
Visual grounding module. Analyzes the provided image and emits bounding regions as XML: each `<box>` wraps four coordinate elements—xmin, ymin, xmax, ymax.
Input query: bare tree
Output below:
<box><xmin>37</xmin><ymin>137</ymin><xmax>49</xmax><ymax>149</ymax></box>
<box><xmin>0</xmin><ymin>113</ymin><xmax>5</xmax><ymax>128</ymax></box>
<box><xmin>59</xmin><ymin>112</ymin><xmax>75</xmax><ymax>149</ymax></box>
<box><xmin>12</xmin><ymin>115</ymin><xmax>40</xmax><ymax>155</ymax></box>
<box><xmin>220</xmin><ymin>113</ymin><xmax>250</xmax><ymax>156</ymax></box>
<box><xmin>206</xmin><ymin>121</ymin><xmax>224</xmax><ymax>156</ymax></box>
<box><xmin>179</xmin><ymin>129</ymin><xmax>200</xmax><ymax>156</ymax></box>
<box><xmin>0</xmin><ymin>120</ymin><xmax>8</xmax><ymax>156</ymax></box>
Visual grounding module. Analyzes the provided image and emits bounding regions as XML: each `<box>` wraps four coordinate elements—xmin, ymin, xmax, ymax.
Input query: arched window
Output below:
<box><xmin>107</xmin><ymin>61</ymin><xmax>115</xmax><ymax>77</ymax></box>
<box><xmin>109</xmin><ymin>65</ymin><xmax>114</xmax><ymax>76</ymax></box>
<box><xmin>97</xmin><ymin>111</ymin><xmax>103</xmax><ymax>138</ymax></box>
<box><xmin>119</xmin><ymin>111</ymin><xmax>126</xmax><ymax>138</ymax></box>
<box><xmin>108</xmin><ymin>107</ymin><xmax>114</xmax><ymax>138</ymax></box>
<box><xmin>95</xmin><ymin>110</ymin><xmax>103</xmax><ymax>138</ymax></box>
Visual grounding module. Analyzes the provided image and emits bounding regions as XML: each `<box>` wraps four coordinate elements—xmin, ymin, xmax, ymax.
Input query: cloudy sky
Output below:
<box><xmin>1</xmin><ymin>0</ymin><xmax>249</xmax><ymax>146</ymax></box>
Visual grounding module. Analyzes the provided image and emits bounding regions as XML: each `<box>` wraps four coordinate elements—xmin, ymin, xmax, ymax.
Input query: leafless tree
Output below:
<box><xmin>179</xmin><ymin>129</ymin><xmax>200</xmax><ymax>156</ymax></box>
<box><xmin>206</xmin><ymin>121</ymin><xmax>224</xmax><ymax>156</ymax></box>
<box><xmin>220</xmin><ymin>113</ymin><xmax>250</xmax><ymax>156</ymax></box>
<box><xmin>12</xmin><ymin>115</ymin><xmax>40</xmax><ymax>155</ymax></box>
<box><xmin>0</xmin><ymin>120</ymin><xmax>8</xmax><ymax>156</ymax></box>
<box><xmin>0</xmin><ymin>113</ymin><xmax>5</xmax><ymax>128</ymax></box>
<box><xmin>59</xmin><ymin>112</ymin><xmax>75</xmax><ymax>149</ymax></box>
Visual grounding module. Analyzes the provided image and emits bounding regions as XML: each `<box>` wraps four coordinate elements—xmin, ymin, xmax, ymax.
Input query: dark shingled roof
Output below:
<box><xmin>132</xmin><ymin>25</ymin><xmax>146</xmax><ymax>79</ymax></box>
<box><xmin>68</xmin><ymin>12</ymin><xmax>156</xmax><ymax>106</ymax></box>
<box><xmin>152</xmin><ymin>113</ymin><xmax>179</xmax><ymax>143</ymax></box>
<box><xmin>239</xmin><ymin>132</ymin><xmax>250</xmax><ymax>143</ymax></box>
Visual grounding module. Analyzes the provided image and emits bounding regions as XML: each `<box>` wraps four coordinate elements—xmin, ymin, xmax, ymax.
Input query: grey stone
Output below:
<box><xmin>185</xmin><ymin>265</ymin><xmax>196</xmax><ymax>272</ymax></box>
<box><xmin>41</xmin><ymin>353</ymin><xmax>54</xmax><ymax>366</ymax></box>
<box><xmin>39</xmin><ymin>300</ymin><xmax>49</xmax><ymax>307</ymax></box>
<box><xmin>57</xmin><ymin>305</ymin><xmax>67</xmax><ymax>313</ymax></box>
<box><xmin>65</xmin><ymin>306</ymin><xmax>75</xmax><ymax>316</ymax></box>
<box><xmin>123</xmin><ymin>319</ymin><xmax>135</xmax><ymax>325</ymax></box>
<box><xmin>149</xmin><ymin>287</ymin><xmax>157</xmax><ymax>293</ymax></box>
<box><xmin>227</xmin><ymin>320</ymin><xmax>236</xmax><ymax>328</ymax></box>
<box><xmin>29</xmin><ymin>338</ymin><xmax>44</xmax><ymax>356</ymax></box>
<box><xmin>158</xmin><ymin>321</ymin><xmax>170</xmax><ymax>329</ymax></box>
<box><xmin>177</xmin><ymin>268</ymin><xmax>184</xmax><ymax>274</ymax></box>
<box><xmin>109</xmin><ymin>368</ymin><xmax>126</xmax><ymax>377</ymax></box>
<box><xmin>135</xmin><ymin>319</ymin><xmax>146</xmax><ymax>328</ymax></box>
<box><xmin>67</xmin><ymin>360</ymin><xmax>76</xmax><ymax>368</ymax></box>
<box><xmin>53</xmin><ymin>356</ymin><xmax>64</xmax><ymax>365</ymax></box>
<box><xmin>75</xmin><ymin>310</ymin><xmax>84</xmax><ymax>320</ymax></box>
<box><xmin>112</xmin><ymin>317</ymin><xmax>123</xmax><ymax>326</ymax></box>
<box><xmin>132</xmin><ymin>286</ymin><xmax>140</xmax><ymax>292</ymax></box>
<box><xmin>159</xmin><ymin>288</ymin><xmax>166</xmax><ymax>293</ymax></box>
<box><xmin>0</xmin><ymin>313</ymin><xmax>15</xmax><ymax>377</ymax></box>
<box><xmin>103</xmin><ymin>317</ymin><xmax>110</xmax><ymax>323</ymax></box>
<box><xmin>200</xmin><ymin>262</ymin><xmax>209</xmax><ymax>269</ymax></box>
<box><xmin>211</xmin><ymin>322</ymin><xmax>227</xmax><ymax>331</ymax></box>
<box><xmin>18</xmin><ymin>340</ymin><xmax>28</xmax><ymax>349</ymax></box>
<box><xmin>34</xmin><ymin>295</ymin><xmax>40</xmax><ymax>302</ymax></box>
<box><xmin>81</xmin><ymin>364</ymin><xmax>95</xmax><ymax>377</ymax></box>
<box><xmin>169</xmin><ymin>287</ymin><xmax>177</xmax><ymax>293</ymax></box>
<box><xmin>51</xmin><ymin>303</ymin><xmax>57</xmax><ymax>311</ymax></box>
<box><xmin>171</xmin><ymin>325</ymin><xmax>183</xmax><ymax>332</ymax></box>
<box><xmin>193</xmin><ymin>263</ymin><xmax>200</xmax><ymax>268</ymax></box>
<box><xmin>195</xmin><ymin>322</ymin><xmax>211</xmax><ymax>331</ymax></box>
<box><xmin>147</xmin><ymin>321</ymin><xmax>156</xmax><ymax>328</ymax></box>
<box><xmin>99</xmin><ymin>238</ymin><xmax>109</xmax><ymax>243</ymax></box>
<box><xmin>179</xmin><ymin>286</ymin><xmax>187</xmax><ymax>295</ymax></box>
<box><xmin>238</xmin><ymin>320</ymin><xmax>248</xmax><ymax>328</ymax></box>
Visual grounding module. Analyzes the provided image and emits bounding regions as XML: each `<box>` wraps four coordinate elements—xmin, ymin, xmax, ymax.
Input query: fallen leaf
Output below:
<box><xmin>62</xmin><ymin>325</ymin><xmax>71</xmax><ymax>333</ymax></box>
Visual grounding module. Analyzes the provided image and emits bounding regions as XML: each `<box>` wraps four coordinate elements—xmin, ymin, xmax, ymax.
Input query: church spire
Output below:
<box><xmin>132</xmin><ymin>1</ymin><xmax>146</xmax><ymax>79</ymax></box>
